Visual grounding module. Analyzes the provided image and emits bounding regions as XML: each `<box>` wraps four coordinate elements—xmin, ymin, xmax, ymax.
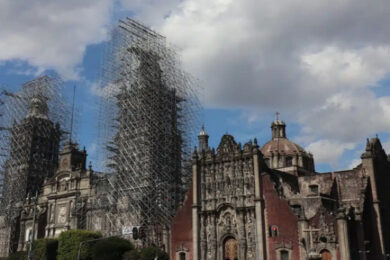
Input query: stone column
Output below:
<box><xmin>210</xmin><ymin>215</ymin><xmax>217</xmax><ymax>260</ymax></box>
<box><xmin>293</xmin><ymin>153</ymin><xmax>298</xmax><ymax>166</ymax></box>
<box><xmin>280</xmin><ymin>153</ymin><xmax>285</xmax><ymax>168</ymax></box>
<box><xmin>298</xmin><ymin>216</ymin><xmax>309</xmax><ymax>260</ymax></box>
<box><xmin>253</xmin><ymin>146</ymin><xmax>266</xmax><ymax>259</ymax></box>
<box><xmin>17</xmin><ymin>221</ymin><xmax>26</xmax><ymax>251</ymax></box>
<box><xmin>200</xmin><ymin>214</ymin><xmax>207</xmax><ymax>260</ymax></box>
<box><xmin>192</xmin><ymin>151</ymin><xmax>200</xmax><ymax>260</ymax></box>
<box><xmin>355</xmin><ymin>213</ymin><xmax>366</xmax><ymax>260</ymax></box>
<box><xmin>298</xmin><ymin>155</ymin><xmax>303</xmax><ymax>168</ymax></box>
<box><xmin>238</xmin><ymin>211</ymin><xmax>247</xmax><ymax>260</ymax></box>
<box><xmin>337</xmin><ymin>210</ymin><xmax>351</xmax><ymax>260</ymax></box>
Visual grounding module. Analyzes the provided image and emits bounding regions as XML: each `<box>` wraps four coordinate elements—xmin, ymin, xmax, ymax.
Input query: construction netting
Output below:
<box><xmin>0</xmin><ymin>75</ymin><xmax>70</xmax><ymax>255</ymax></box>
<box><xmin>97</xmin><ymin>18</ymin><xmax>201</xmax><ymax>245</ymax></box>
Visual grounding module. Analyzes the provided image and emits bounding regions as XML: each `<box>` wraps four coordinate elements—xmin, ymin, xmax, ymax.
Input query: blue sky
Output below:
<box><xmin>2</xmin><ymin>0</ymin><xmax>390</xmax><ymax>172</ymax></box>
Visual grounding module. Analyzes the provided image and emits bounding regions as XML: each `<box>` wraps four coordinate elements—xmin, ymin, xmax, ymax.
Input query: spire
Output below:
<box><xmin>198</xmin><ymin>124</ymin><xmax>209</xmax><ymax>152</ymax></box>
<box><xmin>199</xmin><ymin>124</ymin><xmax>208</xmax><ymax>136</ymax></box>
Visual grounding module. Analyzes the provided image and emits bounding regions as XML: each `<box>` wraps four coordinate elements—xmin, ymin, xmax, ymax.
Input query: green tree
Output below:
<box><xmin>57</xmin><ymin>230</ymin><xmax>102</xmax><ymax>260</ymax></box>
<box><xmin>140</xmin><ymin>247</ymin><xmax>169</xmax><ymax>260</ymax></box>
<box><xmin>122</xmin><ymin>249</ymin><xmax>141</xmax><ymax>260</ymax></box>
<box><xmin>7</xmin><ymin>251</ymin><xmax>27</xmax><ymax>260</ymax></box>
<box><xmin>32</xmin><ymin>238</ymin><xmax>58</xmax><ymax>260</ymax></box>
<box><xmin>92</xmin><ymin>237</ymin><xmax>134</xmax><ymax>260</ymax></box>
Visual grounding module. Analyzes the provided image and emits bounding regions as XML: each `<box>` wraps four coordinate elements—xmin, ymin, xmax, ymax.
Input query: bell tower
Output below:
<box><xmin>1</xmin><ymin>96</ymin><xmax>61</xmax><ymax>210</ymax></box>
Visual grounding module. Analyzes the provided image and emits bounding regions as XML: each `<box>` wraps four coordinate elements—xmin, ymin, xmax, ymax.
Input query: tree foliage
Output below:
<box><xmin>7</xmin><ymin>251</ymin><xmax>27</xmax><ymax>260</ymax></box>
<box><xmin>123</xmin><ymin>247</ymin><xmax>168</xmax><ymax>260</ymax></box>
<box><xmin>57</xmin><ymin>230</ymin><xmax>102</xmax><ymax>260</ymax></box>
<box><xmin>32</xmin><ymin>238</ymin><xmax>58</xmax><ymax>260</ymax></box>
<box><xmin>91</xmin><ymin>236</ymin><xmax>134</xmax><ymax>260</ymax></box>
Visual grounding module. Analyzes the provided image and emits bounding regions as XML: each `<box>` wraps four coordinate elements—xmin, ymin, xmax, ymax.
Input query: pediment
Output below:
<box><xmin>217</xmin><ymin>135</ymin><xmax>237</xmax><ymax>155</ymax></box>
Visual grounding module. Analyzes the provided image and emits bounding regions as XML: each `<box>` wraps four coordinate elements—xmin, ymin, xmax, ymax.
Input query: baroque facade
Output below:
<box><xmin>0</xmin><ymin>97</ymin><xmax>111</xmax><ymax>257</ymax></box>
<box><xmin>170</xmin><ymin>121</ymin><xmax>390</xmax><ymax>260</ymax></box>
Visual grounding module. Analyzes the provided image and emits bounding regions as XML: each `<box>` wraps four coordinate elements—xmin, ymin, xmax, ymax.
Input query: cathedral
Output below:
<box><xmin>0</xmin><ymin>85</ymin><xmax>389</xmax><ymax>260</ymax></box>
<box><xmin>1</xmin><ymin>90</ymin><xmax>390</xmax><ymax>260</ymax></box>
<box><xmin>0</xmin><ymin>95</ymin><xmax>111</xmax><ymax>256</ymax></box>
<box><xmin>170</xmin><ymin>121</ymin><xmax>390</xmax><ymax>260</ymax></box>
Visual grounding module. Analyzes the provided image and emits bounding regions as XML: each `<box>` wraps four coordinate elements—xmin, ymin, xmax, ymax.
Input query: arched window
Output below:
<box><xmin>179</xmin><ymin>252</ymin><xmax>186</xmax><ymax>260</ymax></box>
<box><xmin>280</xmin><ymin>250</ymin><xmax>289</xmax><ymax>260</ymax></box>
<box><xmin>286</xmin><ymin>156</ymin><xmax>293</xmax><ymax>167</ymax></box>
<box><xmin>270</xmin><ymin>225</ymin><xmax>279</xmax><ymax>237</ymax></box>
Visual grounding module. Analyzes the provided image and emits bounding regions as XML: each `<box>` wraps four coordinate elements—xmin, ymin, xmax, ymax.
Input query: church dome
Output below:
<box><xmin>261</xmin><ymin>138</ymin><xmax>306</xmax><ymax>157</ymax></box>
<box><xmin>261</xmin><ymin>118</ymin><xmax>315</xmax><ymax>175</ymax></box>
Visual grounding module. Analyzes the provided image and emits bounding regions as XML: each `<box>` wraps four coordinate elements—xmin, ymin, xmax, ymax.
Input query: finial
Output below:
<box><xmin>254</xmin><ymin>138</ymin><xmax>258</xmax><ymax>145</ymax></box>
<box><xmin>88</xmin><ymin>161</ymin><xmax>93</xmax><ymax>171</ymax></box>
<box><xmin>276</xmin><ymin>111</ymin><xmax>280</xmax><ymax>121</ymax></box>
<box><xmin>199</xmin><ymin>124</ymin><xmax>208</xmax><ymax>136</ymax></box>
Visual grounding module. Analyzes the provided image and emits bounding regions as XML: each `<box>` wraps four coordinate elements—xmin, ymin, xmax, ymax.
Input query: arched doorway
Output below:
<box><xmin>320</xmin><ymin>249</ymin><xmax>331</xmax><ymax>260</ymax></box>
<box><xmin>224</xmin><ymin>237</ymin><xmax>238</xmax><ymax>260</ymax></box>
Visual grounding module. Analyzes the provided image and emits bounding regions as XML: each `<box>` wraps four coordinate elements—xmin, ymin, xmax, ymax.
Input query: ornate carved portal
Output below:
<box><xmin>224</xmin><ymin>237</ymin><xmax>238</xmax><ymax>260</ymax></box>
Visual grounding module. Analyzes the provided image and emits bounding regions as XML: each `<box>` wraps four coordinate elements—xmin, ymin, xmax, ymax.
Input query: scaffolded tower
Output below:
<box><xmin>98</xmin><ymin>18</ymin><xmax>200</xmax><ymax>246</ymax></box>
<box><xmin>0</xmin><ymin>76</ymin><xmax>69</xmax><ymax>256</ymax></box>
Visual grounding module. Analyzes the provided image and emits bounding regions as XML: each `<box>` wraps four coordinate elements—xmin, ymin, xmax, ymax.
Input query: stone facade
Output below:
<box><xmin>15</xmin><ymin>142</ymin><xmax>110</xmax><ymax>251</ymax></box>
<box><xmin>171</xmin><ymin>121</ymin><xmax>390</xmax><ymax>260</ymax></box>
<box><xmin>0</xmin><ymin>97</ymin><xmax>111</xmax><ymax>256</ymax></box>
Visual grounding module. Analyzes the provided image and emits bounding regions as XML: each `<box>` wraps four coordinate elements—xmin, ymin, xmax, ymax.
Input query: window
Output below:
<box><xmin>179</xmin><ymin>252</ymin><xmax>186</xmax><ymax>260</ymax></box>
<box><xmin>309</xmin><ymin>184</ymin><xmax>319</xmax><ymax>194</ymax></box>
<box><xmin>270</xmin><ymin>225</ymin><xmax>279</xmax><ymax>237</ymax></box>
<box><xmin>286</xmin><ymin>156</ymin><xmax>293</xmax><ymax>167</ymax></box>
<box><xmin>280</xmin><ymin>250</ymin><xmax>289</xmax><ymax>260</ymax></box>
<box><xmin>292</xmin><ymin>205</ymin><xmax>302</xmax><ymax>216</ymax></box>
<box><xmin>264</xmin><ymin>158</ymin><xmax>270</xmax><ymax>167</ymax></box>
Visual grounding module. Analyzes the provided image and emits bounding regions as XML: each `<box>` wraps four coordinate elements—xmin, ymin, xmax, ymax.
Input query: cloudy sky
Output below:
<box><xmin>1</xmin><ymin>0</ymin><xmax>390</xmax><ymax>172</ymax></box>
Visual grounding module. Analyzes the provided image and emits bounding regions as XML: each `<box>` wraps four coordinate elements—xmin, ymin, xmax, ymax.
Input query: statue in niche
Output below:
<box><xmin>57</xmin><ymin>206</ymin><xmax>67</xmax><ymax>224</ymax></box>
<box><xmin>50</xmin><ymin>206</ymin><xmax>54</xmax><ymax>223</ymax></box>
<box><xmin>216</xmin><ymin>189</ymin><xmax>221</xmax><ymax>198</ymax></box>
<box><xmin>207</xmin><ymin>223</ymin><xmax>213</xmax><ymax>242</ymax></box>
<box><xmin>225</xmin><ymin>214</ymin><xmax>232</xmax><ymax>227</ymax></box>
<box><xmin>94</xmin><ymin>217</ymin><xmax>102</xmax><ymax>230</ymax></box>
<box><xmin>207</xmin><ymin>249</ymin><xmax>212</xmax><ymax>260</ymax></box>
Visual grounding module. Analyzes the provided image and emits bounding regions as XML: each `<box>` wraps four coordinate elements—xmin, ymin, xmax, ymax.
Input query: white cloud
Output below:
<box><xmin>348</xmin><ymin>158</ymin><xmax>361</xmax><ymax>169</ymax></box>
<box><xmin>142</xmin><ymin>0</ymin><xmax>390</xmax><ymax>167</ymax></box>
<box><xmin>119</xmin><ymin>0</ymin><xmax>181</xmax><ymax>26</ymax></box>
<box><xmin>0</xmin><ymin>0</ymin><xmax>114</xmax><ymax>79</ymax></box>
<box><xmin>306</xmin><ymin>140</ymin><xmax>356</xmax><ymax>166</ymax></box>
<box><xmin>2</xmin><ymin>0</ymin><xmax>390</xmax><ymax>168</ymax></box>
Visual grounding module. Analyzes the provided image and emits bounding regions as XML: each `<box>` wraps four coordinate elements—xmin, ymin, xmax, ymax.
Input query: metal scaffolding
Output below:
<box><xmin>0</xmin><ymin>75</ymin><xmax>70</xmax><ymax>256</ymax></box>
<box><xmin>97</xmin><ymin>18</ymin><xmax>201</xmax><ymax>245</ymax></box>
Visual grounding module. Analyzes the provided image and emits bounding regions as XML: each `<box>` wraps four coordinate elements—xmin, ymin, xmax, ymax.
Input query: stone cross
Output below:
<box><xmin>303</xmin><ymin>227</ymin><xmax>320</xmax><ymax>249</ymax></box>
